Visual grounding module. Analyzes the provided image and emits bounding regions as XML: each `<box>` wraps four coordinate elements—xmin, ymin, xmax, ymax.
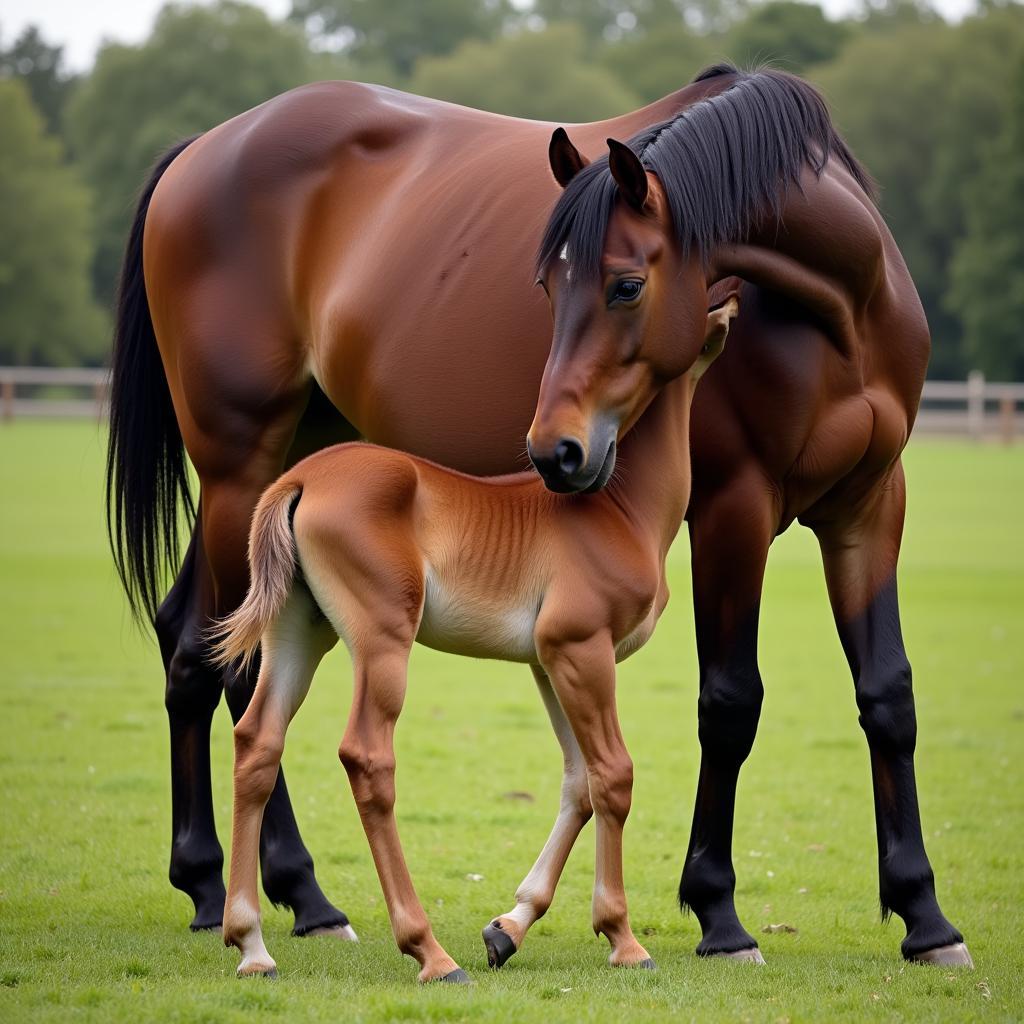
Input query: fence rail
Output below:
<box><xmin>2</xmin><ymin>366</ymin><xmax>1022</xmax><ymax>440</ymax></box>
<box><xmin>1</xmin><ymin>366</ymin><xmax>109</xmax><ymax>421</ymax></box>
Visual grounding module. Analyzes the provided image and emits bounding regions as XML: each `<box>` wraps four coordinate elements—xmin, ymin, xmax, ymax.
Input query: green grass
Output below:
<box><xmin>0</xmin><ymin>421</ymin><xmax>1021</xmax><ymax>1023</ymax></box>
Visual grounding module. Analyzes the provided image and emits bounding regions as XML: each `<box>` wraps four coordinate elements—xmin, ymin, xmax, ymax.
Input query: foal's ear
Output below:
<box><xmin>606</xmin><ymin>138</ymin><xmax>649</xmax><ymax>210</ymax></box>
<box><xmin>549</xmin><ymin>128</ymin><xmax>588</xmax><ymax>188</ymax></box>
<box><xmin>694</xmin><ymin>296</ymin><xmax>739</xmax><ymax>384</ymax></box>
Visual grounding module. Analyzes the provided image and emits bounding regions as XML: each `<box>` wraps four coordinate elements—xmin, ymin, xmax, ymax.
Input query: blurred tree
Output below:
<box><xmin>534</xmin><ymin>0</ymin><xmax>674</xmax><ymax>41</ymax></box>
<box><xmin>67</xmin><ymin>1</ymin><xmax>317</xmax><ymax>306</ymax></box>
<box><xmin>724</xmin><ymin>2</ymin><xmax>849</xmax><ymax>72</ymax></box>
<box><xmin>813</xmin><ymin>7</ymin><xmax>1024</xmax><ymax>376</ymax></box>
<box><xmin>0</xmin><ymin>79</ymin><xmax>106</xmax><ymax>365</ymax></box>
<box><xmin>0</xmin><ymin>25</ymin><xmax>75</xmax><ymax>137</ymax></box>
<box><xmin>291</xmin><ymin>0</ymin><xmax>511</xmax><ymax>78</ymax></box>
<box><xmin>411</xmin><ymin>22</ymin><xmax>640</xmax><ymax>121</ymax></box>
<box><xmin>948</xmin><ymin>57</ymin><xmax>1024</xmax><ymax>380</ymax></box>
<box><xmin>596</xmin><ymin>21</ymin><xmax>710</xmax><ymax>103</ymax></box>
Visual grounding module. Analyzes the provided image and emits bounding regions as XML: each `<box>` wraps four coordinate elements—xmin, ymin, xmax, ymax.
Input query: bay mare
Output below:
<box><xmin>106</xmin><ymin>63</ymin><xmax>968</xmax><ymax>966</ymax></box>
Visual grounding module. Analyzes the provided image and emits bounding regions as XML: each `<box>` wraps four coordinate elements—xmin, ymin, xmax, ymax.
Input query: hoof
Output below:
<box><xmin>637</xmin><ymin>957</ymin><xmax>657</xmax><ymax>970</ymax></box>
<box><xmin>482</xmin><ymin>922</ymin><xmax>518</xmax><ymax>969</ymax></box>
<box><xmin>238</xmin><ymin>965</ymin><xmax>278</xmax><ymax>979</ymax></box>
<box><xmin>910</xmin><ymin>942</ymin><xmax>974</xmax><ymax>968</ymax></box>
<box><xmin>437</xmin><ymin>967</ymin><xmax>472</xmax><ymax>985</ymax></box>
<box><xmin>304</xmin><ymin>923</ymin><xmax>359</xmax><ymax>942</ymax></box>
<box><xmin>712</xmin><ymin>947</ymin><xmax>765</xmax><ymax>964</ymax></box>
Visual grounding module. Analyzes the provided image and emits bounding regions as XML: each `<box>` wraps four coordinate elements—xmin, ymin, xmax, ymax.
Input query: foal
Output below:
<box><xmin>211</xmin><ymin>298</ymin><xmax>738</xmax><ymax>983</ymax></box>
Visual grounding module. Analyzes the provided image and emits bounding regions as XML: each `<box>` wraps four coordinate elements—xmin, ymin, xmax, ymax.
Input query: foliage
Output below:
<box><xmin>949</xmin><ymin>56</ymin><xmax>1024</xmax><ymax>380</ymax></box>
<box><xmin>65</xmin><ymin>1</ymin><xmax>319</xmax><ymax>304</ymax></box>
<box><xmin>0</xmin><ymin>79</ymin><xmax>105</xmax><ymax>366</ymax></box>
<box><xmin>411</xmin><ymin>22</ymin><xmax>641</xmax><ymax>121</ymax></box>
<box><xmin>1</xmin><ymin>423</ymin><xmax>1022</xmax><ymax>1020</ymax></box>
<box><xmin>724</xmin><ymin>1</ymin><xmax>850</xmax><ymax>72</ymax></box>
<box><xmin>291</xmin><ymin>0</ymin><xmax>512</xmax><ymax>77</ymax></box>
<box><xmin>0</xmin><ymin>25</ymin><xmax>76</xmax><ymax>136</ymax></box>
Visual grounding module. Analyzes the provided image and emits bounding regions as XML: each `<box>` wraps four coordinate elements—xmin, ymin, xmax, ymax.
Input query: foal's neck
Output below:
<box><xmin>605</xmin><ymin>375</ymin><xmax>692</xmax><ymax>556</ymax></box>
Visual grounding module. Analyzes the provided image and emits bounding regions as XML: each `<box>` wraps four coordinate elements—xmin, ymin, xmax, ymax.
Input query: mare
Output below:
<box><xmin>107</xmin><ymin>63</ymin><xmax>968</xmax><ymax>964</ymax></box>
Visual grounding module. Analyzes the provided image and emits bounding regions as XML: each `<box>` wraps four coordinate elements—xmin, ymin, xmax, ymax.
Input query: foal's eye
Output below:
<box><xmin>609</xmin><ymin>278</ymin><xmax>644</xmax><ymax>305</ymax></box>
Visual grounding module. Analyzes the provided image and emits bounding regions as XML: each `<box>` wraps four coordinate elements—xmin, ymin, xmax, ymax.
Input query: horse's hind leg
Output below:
<box><xmin>678</xmin><ymin>472</ymin><xmax>776</xmax><ymax>961</ymax></box>
<box><xmin>339</xmin><ymin>643</ymin><xmax>467</xmax><ymax>983</ymax></box>
<box><xmin>156</xmin><ymin>525</ymin><xmax>227</xmax><ymax>931</ymax></box>
<box><xmin>813</xmin><ymin>460</ymin><xmax>971</xmax><ymax>966</ymax></box>
<box><xmin>482</xmin><ymin>666</ymin><xmax>594</xmax><ymax>968</ymax></box>
<box><xmin>224</xmin><ymin>588</ymin><xmax>336</xmax><ymax>976</ymax></box>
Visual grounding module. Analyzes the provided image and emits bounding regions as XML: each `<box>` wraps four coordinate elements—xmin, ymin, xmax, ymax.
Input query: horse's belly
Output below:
<box><xmin>416</xmin><ymin>570</ymin><xmax>539</xmax><ymax>664</ymax></box>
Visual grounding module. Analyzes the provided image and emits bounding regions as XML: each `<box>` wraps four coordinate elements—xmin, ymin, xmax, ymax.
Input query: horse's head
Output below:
<box><xmin>528</xmin><ymin>129</ymin><xmax>710</xmax><ymax>494</ymax></box>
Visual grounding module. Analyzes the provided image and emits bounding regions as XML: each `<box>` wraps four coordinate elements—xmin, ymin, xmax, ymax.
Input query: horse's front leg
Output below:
<box><xmin>482</xmin><ymin>666</ymin><xmax>594</xmax><ymax>968</ymax></box>
<box><xmin>678</xmin><ymin>473</ymin><xmax>775</xmax><ymax>961</ymax></box>
<box><xmin>814</xmin><ymin>461</ymin><xmax>971</xmax><ymax>966</ymax></box>
<box><xmin>538</xmin><ymin>629</ymin><xmax>653</xmax><ymax>969</ymax></box>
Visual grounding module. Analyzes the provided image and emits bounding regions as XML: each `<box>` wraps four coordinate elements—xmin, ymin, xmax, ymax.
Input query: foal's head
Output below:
<box><xmin>527</xmin><ymin>129</ymin><xmax>710</xmax><ymax>493</ymax></box>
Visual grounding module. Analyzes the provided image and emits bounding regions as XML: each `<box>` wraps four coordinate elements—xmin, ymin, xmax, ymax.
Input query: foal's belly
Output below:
<box><xmin>415</xmin><ymin>569</ymin><xmax>541</xmax><ymax>664</ymax></box>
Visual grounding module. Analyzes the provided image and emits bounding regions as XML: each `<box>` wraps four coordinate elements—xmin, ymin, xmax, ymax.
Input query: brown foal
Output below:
<box><xmin>212</xmin><ymin>300</ymin><xmax>738</xmax><ymax>982</ymax></box>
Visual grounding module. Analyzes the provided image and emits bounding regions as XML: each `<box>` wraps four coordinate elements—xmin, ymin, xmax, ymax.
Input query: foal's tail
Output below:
<box><xmin>208</xmin><ymin>480</ymin><xmax>302</xmax><ymax>673</ymax></box>
<box><xmin>105</xmin><ymin>135</ymin><xmax>200</xmax><ymax>626</ymax></box>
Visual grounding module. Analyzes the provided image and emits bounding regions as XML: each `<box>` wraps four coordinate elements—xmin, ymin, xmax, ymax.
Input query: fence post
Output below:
<box><xmin>967</xmin><ymin>370</ymin><xmax>985</xmax><ymax>441</ymax></box>
<box><xmin>1</xmin><ymin>377</ymin><xmax>13</xmax><ymax>422</ymax></box>
<box><xmin>999</xmin><ymin>396</ymin><xmax>1015</xmax><ymax>445</ymax></box>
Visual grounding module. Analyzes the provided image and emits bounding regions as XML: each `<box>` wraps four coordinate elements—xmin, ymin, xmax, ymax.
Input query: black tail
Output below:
<box><xmin>105</xmin><ymin>136</ymin><xmax>200</xmax><ymax>626</ymax></box>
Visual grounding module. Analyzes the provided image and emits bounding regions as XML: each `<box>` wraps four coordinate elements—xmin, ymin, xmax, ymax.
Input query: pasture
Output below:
<box><xmin>0</xmin><ymin>421</ymin><xmax>1021</xmax><ymax>1022</ymax></box>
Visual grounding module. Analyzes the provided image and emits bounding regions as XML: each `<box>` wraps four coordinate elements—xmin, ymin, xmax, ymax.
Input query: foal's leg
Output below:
<box><xmin>223</xmin><ymin>590</ymin><xmax>335</xmax><ymax>976</ymax></box>
<box><xmin>814</xmin><ymin>461</ymin><xmax>971</xmax><ymax>966</ymax></box>
<box><xmin>539</xmin><ymin>631</ymin><xmax>653</xmax><ymax>968</ymax></box>
<box><xmin>339</xmin><ymin>644</ymin><xmax>468</xmax><ymax>983</ymax></box>
<box><xmin>482</xmin><ymin>666</ymin><xmax>593</xmax><ymax>968</ymax></box>
<box><xmin>678</xmin><ymin>474</ymin><xmax>775</xmax><ymax>961</ymax></box>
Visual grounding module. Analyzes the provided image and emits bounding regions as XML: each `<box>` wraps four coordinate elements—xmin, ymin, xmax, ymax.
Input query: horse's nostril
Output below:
<box><xmin>555</xmin><ymin>438</ymin><xmax>584</xmax><ymax>477</ymax></box>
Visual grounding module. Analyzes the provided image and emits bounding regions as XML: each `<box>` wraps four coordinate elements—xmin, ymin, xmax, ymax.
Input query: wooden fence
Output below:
<box><xmin>2</xmin><ymin>366</ymin><xmax>1023</xmax><ymax>441</ymax></box>
<box><xmin>1</xmin><ymin>366</ymin><xmax>109</xmax><ymax>421</ymax></box>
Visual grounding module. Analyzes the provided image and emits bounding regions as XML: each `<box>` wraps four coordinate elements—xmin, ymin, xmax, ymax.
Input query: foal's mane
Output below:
<box><xmin>537</xmin><ymin>64</ymin><xmax>874</xmax><ymax>279</ymax></box>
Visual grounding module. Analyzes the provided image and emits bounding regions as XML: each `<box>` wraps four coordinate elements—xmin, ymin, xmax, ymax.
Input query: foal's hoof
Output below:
<box><xmin>304</xmin><ymin>923</ymin><xmax>359</xmax><ymax>942</ymax></box>
<box><xmin>483</xmin><ymin>922</ymin><xmax>518</xmax><ymax>969</ymax></box>
<box><xmin>437</xmin><ymin>967</ymin><xmax>472</xmax><ymax>985</ymax></box>
<box><xmin>713</xmin><ymin>947</ymin><xmax>766</xmax><ymax>964</ymax></box>
<box><xmin>910</xmin><ymin>942</ymin><xmax>974</xmax><ymax>968</ymax></box>
<box><xmin>636</xmin><ymin>957</ymin><xmax>657</xmax><ymax>970</ymax></box>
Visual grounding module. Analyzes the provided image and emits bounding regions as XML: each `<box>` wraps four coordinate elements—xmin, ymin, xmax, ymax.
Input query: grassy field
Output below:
<box><xmin>0</xmin><ymin>421</ymin><xmax>1021</xmax><ymax>1023</ymax></box>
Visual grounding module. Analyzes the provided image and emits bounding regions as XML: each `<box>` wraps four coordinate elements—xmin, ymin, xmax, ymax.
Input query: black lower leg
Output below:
<box><xmin>679</xmin><ymin>758</ymin><xmax>758</xmax><ymax>954</ymax></box>
<box><xmin>224</xmin><ymin>659</ymin><xmax>349</xmax><ymax>935</ymax></box>
<box><xmin>679</xmin><ymin>633</ymin><xmax>764</xmax><ymax>955</ymax></box>
<box><xmin>159</xmin><ymin>541</ymin><xmax>227</xmax><ymax>931</ymax></box>
<box><xmin>681</xmin><ymin>494</ymin><xmax>773</xmax><ymax>958</ymax></box>
<box><xmin>843</xmin><ymin>581</ymin><xmax>964</xmax><ymax>958</ymax></box>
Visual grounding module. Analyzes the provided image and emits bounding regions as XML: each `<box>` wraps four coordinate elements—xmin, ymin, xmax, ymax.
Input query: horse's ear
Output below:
<box><xmin>694</xmin><ymin>295</ymin><xmax>739</xmax><ymax>384</ymax></box>
<box><xmin>606</xmin><ymin>138</ymin><xmax>648</xmax><ymax>210</ymax></box>
<box><xmin>549</xmin><ymin>128</ymin><xmax>588</xmax><ymax>188</ymax></box>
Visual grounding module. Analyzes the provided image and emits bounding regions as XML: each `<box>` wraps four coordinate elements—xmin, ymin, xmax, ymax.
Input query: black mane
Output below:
<box><xmin>537</xmin><ymin>64</ymin><xmax>874</xmax><ymax>279</ymax></box>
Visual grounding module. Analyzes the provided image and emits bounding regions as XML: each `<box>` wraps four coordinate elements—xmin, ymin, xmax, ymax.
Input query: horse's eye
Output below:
<box><xmin>610</xmin><ymin>278</ymin><xmax>644</xmax><ymax>305</ymax></box>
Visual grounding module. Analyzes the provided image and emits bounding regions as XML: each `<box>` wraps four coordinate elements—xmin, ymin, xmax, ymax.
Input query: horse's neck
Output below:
<box><xmin>710</xmin><ymin>164</ymin><xmax>881</xmax><ymax>356</ymax></box>
<box><xmin>610</xmin><ymin>375</ymin><xmax>692</xmax><ymax>553</ymax></box>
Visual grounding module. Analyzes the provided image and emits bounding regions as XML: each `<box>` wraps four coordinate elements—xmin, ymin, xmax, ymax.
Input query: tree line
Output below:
<box><xmin>1</xmin><ymin>0</ymin><xmax>1022</xmax><ymax>378</ymax></box>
